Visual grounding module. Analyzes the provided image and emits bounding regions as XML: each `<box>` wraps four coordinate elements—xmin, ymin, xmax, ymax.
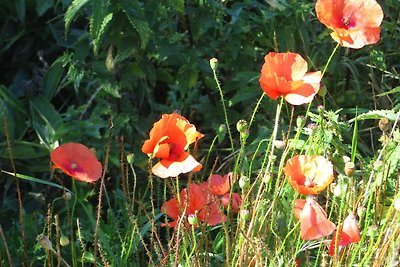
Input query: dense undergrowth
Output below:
<box><xmin>1</xmin><ymin>0</ymin><xmax>400</xmax><ymax>266</ymax></box>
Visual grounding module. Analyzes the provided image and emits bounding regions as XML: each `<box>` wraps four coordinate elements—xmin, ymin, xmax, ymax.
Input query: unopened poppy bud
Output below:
<box><xmin>218</xmin><ymin>124</ymin><xmax>227</xmax><ymax>134</ymax></box>
<box><xmin>296</xmin><ymin>116</ymin><xmax>306</xmax><ymax>129</ymax></box>
<box><xmin>333</xmin><ymin>183</ymin><xmax>344</xmax><ymax>197</ymax></box>
<box><xmin>373</xmin><ymin>160</ymin><xmax>383</xmax><ymax>171</ymax></box>
<box><xmin>64</xmin><ymin>192</ymin><xmax>72</xmax><ymax>201</ymax></box>
<box><xmin>264</xmin><ymin>173</ymin><xmax>272</xmax><ymax>184</ymax></box>
<box><xmin>394</xmin><ymin>198</ymin><xmax>400</xmax><ymax>212</ymax></box>
<box><xmin>127</xmin><ymin>153</ymin><xmax>135</xmax><ymax>165</ymax></box>
<box><xmin>217</xmin><ymin>124</ymin><xmax>227</xmax><ymax>143</ymax></box>
<box><xmin>239</xmin><ymin>176</ymin><xmax>250</xmax><ymax>189</ymax></box>
<box><xmin>274</xmin><ymin>140</ymin><xmax>285</xmax><ymax>150</ymax></box>
<box><xmin>60</xmin><ymin>235</ymin><xmax>70</xmax><ymax>246</ymax></box>
<box><xmin>240</xmin><ymin>209</ymin><xmax>250</xmax><ymax>220</ymax></box>
<box><xmin>37</xmin><ymin>234</ymin><xmax>53</xmax><ymax>250</ymax></box>
<box><xmin>209</xmin><ymin>58</ymin><xmax>218</xmax><ymax>71</ymax></box>
<box><xmin>236</xmin><ymin>119</ymin><xmax>248</xmax><ymax>133</ymax></box>
<box><xmin>367</xmin><ymin>225</ymin><xmax>377</xmax><ymax>237</ymax></box>
<box><xmin>240</xmin><ymin>129</ymin><xmax>250</xmax><ymax>140</ymax></box>
<box><xmin>188</xmin><ymin>214</ymin><xmax>198</xmax><ymax>225</ymax></box>
<box><xmin>318</xmin><ymin>84</ymin><xmax>327</xmax><ymax>97</ymax></box>
<box><xmin>357</xmin><ymin>206</ymin><xmax>365</xmax><ymax>218</ymax></box>
<box><xmin>378</xmin><ymin>117</ymin><xmax>390</xmax><ymax>132</ymax></box>
<box><xmin>344</xmin><ymin>162</ymin><xmax>355</xmax><ymax>177</ymax></box>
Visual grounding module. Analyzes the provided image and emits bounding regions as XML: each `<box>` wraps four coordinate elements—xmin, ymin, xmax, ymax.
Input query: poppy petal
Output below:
<box><xmin>50</xmin><ymin>143</ymin><xmax>102</xmax><ymax>183</ymax></box>
<box><xmin>208</xmin><ymin>173</ymin><xmax>232</xmax><ymax>195</ymax></box>
<box><xmin>152</xmin><ymin>153</ymin><xmax>202</xmax><ymax>178</ymax></box>
<box><xmin>298</xmin><ymin>198</ymin><xmax>336</xmax><ymax>240</ymax></box>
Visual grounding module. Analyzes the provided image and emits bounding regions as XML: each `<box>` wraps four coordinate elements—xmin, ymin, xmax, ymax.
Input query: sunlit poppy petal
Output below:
<box><xmin>142</xmin><ymin>112</ymin><xmax>203</xmax><ymax>178</ymax></box>
<box><xmin>259</xmin><ymin>52</ymin><xmax>321</xmax><ymax>105</ymax></box>
<box><xmin>284</xmin><ymin>155</ymin><xmax>334</xmax><ymax>195</ymax></box>
<box><xmin>50</xmin><ymin>143</ymin><xmax>102</xmax><ymax>183</ymax></box>
<box><xmin>152</xmin><ymin>153</ymin><xmax>202</xmax><ymax>178</ymax></box>
<box><xmin>295</xmin><ymin>198</ymin><xmax>336</xmax><ymax>240</ymax></box>
<box><xmin>208</xmin><ymin>172</ymin><xmax>232</xmax><ymax>196</ymax></box>
<box><xmin>329</xmin><ymin>213</ymin><xmax>360</xmax><ymax>256</ymax></box>
<box><xmin>315</xmin><ymin>0</ymin><xmax>383</xmax><ymax>49</ymax></box>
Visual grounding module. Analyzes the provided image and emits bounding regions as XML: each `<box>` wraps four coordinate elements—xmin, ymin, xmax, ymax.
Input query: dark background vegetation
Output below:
<box><xmin>0</xmin><ymin>0</ymin><xmax>399</xmax><ymax>265</ymax></box>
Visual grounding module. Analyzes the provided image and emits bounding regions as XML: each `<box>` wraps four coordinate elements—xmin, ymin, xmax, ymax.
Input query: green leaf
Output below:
<box><xmin>349</xmin><ymin>109</ymin><xmax>399</xmax><ymax>123</ymax></box>
<box><xmin>65</xmin><ymin>0</ymin><xmax>91</xmax><ymax>33</ymax></box>
<box><xmin>43</xmin><ymin>59</ymin><xmax>65</xmax><ymax>100</ymax></box>
<box><xmin>90</xmin><ymin>0</ymin><xmax>113</xmax><ymax>55</ymax></box>
<box><xmin>122</xmin><ymin>1</ymin><xmax>152</xmax><ymax>49</ymax></box>
<box><xmin>1</xmin><ymin>170</ymin><xmax>73</xmax><ymax>194</ymax></box>
<box><xmin>0</xmin><ymin>141</ymin><xmax>49</xmax><ymax>159</ymax></box>
<box><xmin>376</xmin><ymin>86</ymin><xmax>400</xmax><ymax>97</ymax></box>
<box><xmin>29</xmin><ymin>95</ymin><xmax>63</xmax><ymax>149</ymax></box>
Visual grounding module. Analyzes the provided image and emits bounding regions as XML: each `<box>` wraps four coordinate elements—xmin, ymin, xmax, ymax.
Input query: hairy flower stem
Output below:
<box><xmin>245</xmin><ymin>98</ymin><xmax>283</xmax><ymax>246</ymax></box>
<box><xmin>3</xmin><ymin>117</ymin><xmax>28</xmax><ymax>265</ymax></box>
<box><xmin>93</xmin><ymin>120</ymin><xmax>112</xmax><ymax>267</ymax></box>
<box><xmin>212</xmin><ymin>67</ymin><xmax>235</xmax><ymax>153</ymax></box>
<box><xmin>321</xmin><ymin>43</ymin><xmax>340</xmax><ymax>78</ymax></box>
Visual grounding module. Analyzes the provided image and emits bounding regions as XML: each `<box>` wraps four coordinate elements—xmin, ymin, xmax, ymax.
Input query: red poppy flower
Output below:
<box><xmin>259</xmin><ymin>52</ymin><xmax>321</xmax><ymax>105</ymax></box>
<box><xmin>294</xmin><ymin>198</ymin><xmax>336</xmax><ymax>240</ymax></box>
<box><xmin>315</xmin><ymin>0</ymin><xmax>384</xmax><ymax>49</ymax></box>
<box><xmin>50</xmin><ymin>143</ymin><xmax>103</xmax><ymax>183</ymax></box>
<box><xmin>160</xmin><ymin>183</ymin><xmax>226</xmax><ymax>228</ymax></box>
<box><xmin>284</xmin><ymin>155</ymin><xmax>334</xmax><ymax>195</ymax></box>
<box><xmin>208</xmin><ymin>172</ymin><xmax>232</xmax><ymax>196</ymax></box>
<box><xmin>221</xmin><ymin>192</ymin><xmax>242</xmax><ymax>213</ymax></box>
<box><xmin>329</xmin><ymin>213</ymin><xmax>360</xmax><ymax>256</ymax></box>
<box><xmin>142</xmin><ymin>112</ymin><xmax>204</xmax><ymax>178</ymax></box>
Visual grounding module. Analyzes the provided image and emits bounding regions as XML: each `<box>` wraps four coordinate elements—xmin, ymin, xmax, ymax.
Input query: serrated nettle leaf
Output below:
<box><xmin>349</xmin><ymin>110</ymin><xmax>399</xmax><ymax>123</ymax></box>
<box><xmin>65</xmin><ymin>0</ymin><xmax>91</xmax><ymax>33</ymax></box>
<box><xmin>122</xmin><ymin>1</ymin><xmax>152</xmax><ymax>49</ymax></box>
<box><xmin>92</xmin><ymin>13</ymin><xmax>113</xmax><ymax>55</ymax></box>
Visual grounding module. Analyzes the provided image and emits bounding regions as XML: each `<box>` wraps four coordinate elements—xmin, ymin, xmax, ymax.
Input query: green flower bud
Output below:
<box><xmin>239</xmin><ymin>176</ymin><xmax>250</xmax><ymax>189</ymax></box>
<box><xmin>236</xmin><ymin>119</ymin><xmax>248</xmax><ymax>133</ymax></box>
<box><xmin>240</xmin><ymin>209</ymin><xmax>250</xmax><ymax>221</ymax></box>
<box><xmin>296</xmin><ymin>116</ymin><xmax>306</xmax><ymax>129</ymax></box>
<box><xmin>127</xmin><ymin>153</ymin><xmax>135</xmax><ymax>165</ymax></box>
<box><xmin>344</xmin><ymin>162</ymin><xmax>355</xmax><ymax>177</ymax></box>
<box><xmin>64</xmin><ymin>192</ymin><xmax>72</xmax><ymax>201</ymax></box>
<box><xmin>188</xmin><ymin>214</ymin><xmax>198</xmax><ymax>225</ymax></box>
<box><xmin>209</xmin><ymin>58</ymin><xmax>218</xmax><ymax>71</ymax></box>
<box><xmin>60</xmin><ymin>235</ymin><xmax>70</xmax><ymax>246</ymax></box>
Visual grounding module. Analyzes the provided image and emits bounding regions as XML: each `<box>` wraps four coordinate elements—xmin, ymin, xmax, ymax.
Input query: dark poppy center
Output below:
<box><xmin>342</xmin><ymin>16</ymin><xmax>355</xmax><ymax>28</ymax></box>
<box><xmin>70</xmin><ymin>163</ymin><xmax>78</xmax><ymax>170</ymax></box>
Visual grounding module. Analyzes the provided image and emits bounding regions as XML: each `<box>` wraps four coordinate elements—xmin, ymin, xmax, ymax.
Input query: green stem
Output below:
<box><xmin>321</xmin><ymin>43</ymin><xmax>340</xmax><ymax>78</ymax></box>
<box><xmin>212</xmin><ymin>68</ymin><xmax>235</xmax><ymax>153</ymax></box>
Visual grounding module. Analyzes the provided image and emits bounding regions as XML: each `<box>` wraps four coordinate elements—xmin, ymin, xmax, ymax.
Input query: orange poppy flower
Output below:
<box><xmin>160</xmin><ymin>183</ymin><xmax>226</xmax><ymax>228</ymax></box>
<box><xmin>294</xmin><ymin>198</ymin><xmax>336</xmax><ymax>240</ymax></box>
<box><xmin>284</xmin><ymin>155</ymin><xmax>334</xmax><ymax>195</ymax></box>
<box><xmin>142</xmin><ymin>112</ymin><xmax>204</xmax><ymax>178</ymax></box>
<box><xmin>50</xmin><ymin>143</ymin><xmax>103</xmax><ymax>183</ymax></box>
<box><xmin>329</xmin><ymin>213</ymin><xmax>360</xmax><ymax>256</ymax></box>
<box><xmin>208</xmin><ymin>172</ymin><xmax>232</xmax><ymax>196</ymax></box>
<box><xmin>259</xmin><ymin>52</ymin><xmax>321</xmax><ymax>105</ymax></box>
<box><xmin>315</xmin><ymin>0</ymin><xmax>384</xmax><ymax>49</ymax></box>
